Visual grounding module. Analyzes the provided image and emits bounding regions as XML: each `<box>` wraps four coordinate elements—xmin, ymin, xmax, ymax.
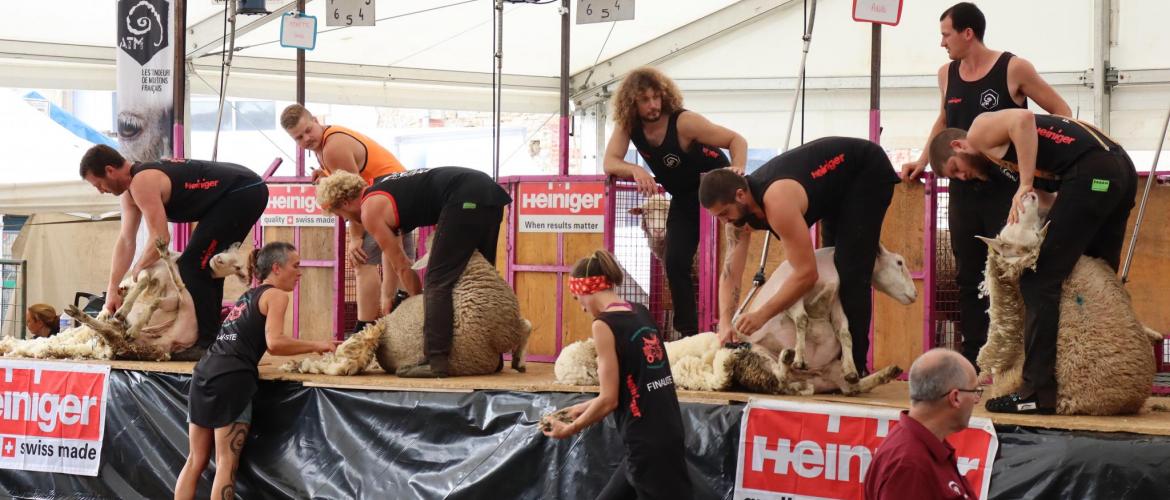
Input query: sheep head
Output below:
<box><xmin>872</xmin><ymin>245</ymin><xmax>918</xmax><ymax>305</ymax></box>
<box><xmin>976</xmin><ymin>191</ymin><xmax>1049</xmax><ymax>273</ymax></box>
<box><xmin>210</xmin><ymin>242</ymin><xmax>248</xmax><ymax>281</ymax></box>
<box><xmin>627</xmin><ymin>194</ymin><xmax>671</xmax><ymax>242</ymax></box>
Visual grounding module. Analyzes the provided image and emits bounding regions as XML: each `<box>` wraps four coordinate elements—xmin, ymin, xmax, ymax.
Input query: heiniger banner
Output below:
<box><xmin>735</xmin><ymin>399</ymin><xmax>997</xmax><ymax>500</ymax></box>
<box><xmin>0</xmin><ymin>360</ymin><xmax>111</xmax><ymax>476</ymax></box>
<box><xmin>116</xmin><ymin>0</ymin><xmax>174</xmax><ymax>162</ymax></box>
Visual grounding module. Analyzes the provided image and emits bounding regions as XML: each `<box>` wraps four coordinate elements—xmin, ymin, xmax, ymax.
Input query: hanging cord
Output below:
<box><xmin>578</xmin><ymin>20</ymin><xmax>618</xmax><ymax>89</ymax></box>
<box><xmin>190</xmin><ymin>70</ymin><xmax>295</xmax><ymax>163</ymax></box>
<box><xmin>211</xmin><ymin>0</ymin><xmax>237</xmax><ymax>161</ymax></box>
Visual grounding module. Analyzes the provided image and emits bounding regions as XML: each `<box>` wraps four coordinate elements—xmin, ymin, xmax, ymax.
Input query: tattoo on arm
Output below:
<box><xmin>723</xmin><ymin>225</ymin><xmax>746</xmax><ymax>276</ymax></box>
<box><xmin>731</xmin><ymin>285</ymin><xmax>741</xmax><ymax>309</ymax></box>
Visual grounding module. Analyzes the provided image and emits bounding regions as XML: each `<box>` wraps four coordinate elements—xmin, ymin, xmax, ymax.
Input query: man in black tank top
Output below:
<box><xmin>901</xmin><ymin>3</ymin><xmax>1071</xmax><ymax>368</ymax></box>
<box><xmin>929</xmin><ymin>109</ymin><xmax>1137</xmax><ymax>414</ymax></box>
<box><xmin>603</xmin><ymin>66</ymin><xmax>748</xmax><ymax>337</ymax></box>
<box><xmin>316</xmin><ymin>167</ymin><xmax>512</xmax><ymax>377</ymax></box>
<box><xmin>699</xmin><ymin>137</ymin><xmax>900</xmax><ymax>374</ymax></box>
<box><xmin>79</xmin><ymin>145</ymin><xmax>268</xmax><ymax>358</ymax></box>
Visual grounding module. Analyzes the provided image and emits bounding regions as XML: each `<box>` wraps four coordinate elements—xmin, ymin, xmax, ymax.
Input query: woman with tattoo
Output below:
<box><xmin>175</xmin><ymin>242</ymin><xmax>336</xmax><ymax>499</ymax></box>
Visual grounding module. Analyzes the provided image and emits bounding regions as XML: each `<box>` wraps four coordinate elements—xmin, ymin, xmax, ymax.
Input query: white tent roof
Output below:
<box><xmin>0</xmin><ymin>90</ymin><xmax>96</xmax><ymax>184</ymax></box>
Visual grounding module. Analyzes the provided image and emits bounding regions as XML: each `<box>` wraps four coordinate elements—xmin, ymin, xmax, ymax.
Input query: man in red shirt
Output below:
<box><xmin>864</xmin><ymin>349</ymin><xmax>981</xmax><ymax>500</ymax></box>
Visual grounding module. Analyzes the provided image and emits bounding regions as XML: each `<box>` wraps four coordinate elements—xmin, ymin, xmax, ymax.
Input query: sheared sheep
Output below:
<box><xmin>0</xmin><ymin>238</ymin><xmax>244</xmax><ymax>360</ymax></box>
<box><xmin>977</xmin><ymin>192</ymin><xmax>1159</xmax><ymax>415</ymax></box>
<box><xmin>283</xmin><ymin>251</ymin><xmax>532</xmax><ymax>376</ymax></box>
<box><xmin>553</xmin><ymin>245</ymin><xmax>913</xmax><ymax>395</ymax></box>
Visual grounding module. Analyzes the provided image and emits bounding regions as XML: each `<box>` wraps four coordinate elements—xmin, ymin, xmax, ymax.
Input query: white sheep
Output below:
<box><xmin>0</xmin><ymin>238</ymin><xmax>221</xmax><ymax>361</ymax></box>
<box><xmin>976</xmin><ymin>192</ymin><xmax>1160</xmax><ymax>415</ymax></box>
<box><xmin>554</xmin><ymin>245</ymin><xmax>914</xmax><ymax>395</ymax></box>
<box><xmin>627</xmin><ymin>194</ymin><xmax>672</xmax><ymax>262</ymax></box>
<box><xmin>283</xmin><ymin>251</ymin><xmax>532</xmax><ymax>376</ymax></box>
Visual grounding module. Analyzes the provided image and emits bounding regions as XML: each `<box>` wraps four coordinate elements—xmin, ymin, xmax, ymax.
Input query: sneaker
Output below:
<box><xmin>396</xmin><ymin>357</ymin><xmax>449</xmax><ymax>378</ymax></box>
<box><xmin>984</xmin><ymin>392</ymin><xmax>1054</xmax><ymax>415</ymax></box>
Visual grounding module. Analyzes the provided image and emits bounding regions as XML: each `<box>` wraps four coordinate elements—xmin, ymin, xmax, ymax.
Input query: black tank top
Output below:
<box><xmin>990</xmin><ymin>115</ymin><xmax>1119</xmax><ymax>190</ymax></box>
<box><xmin>944</xmin><ymin>52</ymin><xmax>1028</xmax><ymax>130</ymax></box>
<box><xmin>746</xmin><ymin>137</ymin><xmax>898</xmax><ymax>233</ymax></box>
<box><xmin>596</xmin><ymin>303</ymin><xmax>686</xmax><ymax>448</ymax></box>
<box><xmin>629</xmin><ymin>110</ymin><xmax>731</xmax><ymax>194</ymax></box>
<box><xmin>188</xmin><ymin>285</ymin><xmax>273</xmax><ymax>428</ymax></box>
<box><xmin>362</xmin><ymin>167</ymin><xmax>513</xmax><ymax>233</ymax></box>
<box><xmin>131</xmin><ymin>159</ymin><xmax>262</xmax><ymax>222</ymax></box>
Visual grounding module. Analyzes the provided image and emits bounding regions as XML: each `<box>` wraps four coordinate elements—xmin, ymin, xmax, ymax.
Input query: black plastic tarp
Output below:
<box><xmin>0</xmin><ymin>370</ymin><xmax>1168</xmax><ymax>499</ymax></box>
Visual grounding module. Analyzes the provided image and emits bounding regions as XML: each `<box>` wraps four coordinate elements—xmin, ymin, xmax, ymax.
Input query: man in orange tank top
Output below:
<box><xmin>281</xmin><ymin>104</ymin><xmax>414</xmax><ymax>336</ymax></box>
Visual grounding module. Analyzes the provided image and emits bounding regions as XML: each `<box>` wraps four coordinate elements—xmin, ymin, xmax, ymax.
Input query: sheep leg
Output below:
<box><xmin>114</xmin><ymin>276</ymin><xmax>155</xmax><ymax>325</ymax></box>
<box><xmin>65</xmin><ymin>305</ymin><xmax>128</xmax><ymax>353</ymax></box>
<box><xmin>855</xmin><ymin>365</ymin><xmax>903</xmax><ymax>393</ymax></box>
<box><xmin>774</xmin><ymin>348</ymin><xmax>796</xmax><ymax>384</ymax></box>
<box><xmin>789</xmin><ymin>301</ymin><xmax>810</xmax><ymax>370</ymax></box>
<box><xmin>155</xmin><ymin>238</ymin><xmax>186</xmax><ymax>294</ymax></box>
<box><xmin>511</xmin><ymin>319</ymin><xmax>532</xmax><ymax>373</ymax></box>
<box><xmin>125</xmin><ymin>298</ymin><xmax>162</xmax><ymax>342</ymax></box>
<box><xmin>829</xmin><ymin>300</ymin><xmax>859</xmax><ymax>384</ymax></box>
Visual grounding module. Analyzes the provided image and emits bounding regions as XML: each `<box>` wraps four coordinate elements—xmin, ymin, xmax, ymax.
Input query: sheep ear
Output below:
<box><xmin>627</xmin><ymin>207</ymin><xmax>644</xmax><ymax>215</ymax></box>
<box><xmin>1038</xmin><ymin>221</ymin><xmax>1051</xmax><ymax>240</ymax></box>
<box><xmin>975</xmin><ymin>235</ymin><xmax>1008</xmax><ymax>255</ymax></box>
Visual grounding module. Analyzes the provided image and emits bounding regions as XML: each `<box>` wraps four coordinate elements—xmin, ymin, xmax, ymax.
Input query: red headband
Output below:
<box><xmin>568</xmin><ymin>275</ymin><xmax>611</xmax><ymax>295</ymax></box>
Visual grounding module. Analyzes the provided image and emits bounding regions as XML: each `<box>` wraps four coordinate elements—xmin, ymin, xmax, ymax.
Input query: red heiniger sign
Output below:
<box><xmin>0</xmin><ymin>360</ymin><xmax>111</xmax><ymax>476</ymax></box>
<box><xmin>261</xmin><ymin>184</ymin><xmax>338</xmax><ymax>227</ymax></box>
<box><xmin>735</xmin><ymin>399</ymin><xmax>997</xmax><ymax>500</ymax></box>
<box><xmin>517</xmin><ymin>181</ymin><xmax>606</xmax><ymax>233</ymax></box>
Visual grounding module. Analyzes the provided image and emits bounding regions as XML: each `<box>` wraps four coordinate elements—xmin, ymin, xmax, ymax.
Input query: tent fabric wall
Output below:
<box><xmin>11</xmin><ymin>214</ymin><xmax>120</xmax><ymax>328</ymax></box>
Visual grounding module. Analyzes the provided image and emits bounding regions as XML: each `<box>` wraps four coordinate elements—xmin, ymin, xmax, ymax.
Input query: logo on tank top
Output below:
<box><xmin>118</xmin><ymin>0</ymin><xmax>170</xmax><ymax>66</ymax></box>
<box><xmin>184</xmin><ymin>178</ymin><xmax>220</xmax><ymax>190</ymax></box>
<box><xmin>1038</xmin><ymin>126</ymin><xmax>1077</xmax><ymax>145</ymax></box>
<box><xmin>663</xmin><ymin>153</ymin><xmax>682</xmax><ymax>168</ymax></box>
<box><xmin>810</xmin><ymin>153</ymin><xmax>846</xmax><ymax>179</ymax></box>
<box><xmin>630</xmin><ymin>326</ymin><xmax>666</xmax><ymax>368</ymax></box>
<box><xmin>947</xmin><ymin>97</ymin><xmax>963</xmax><ymax>104</ymax></box>
<box><xmin>979</xmin><ymin>89</ymin><xmax>1000</xmax><ymax>110</ymax></box>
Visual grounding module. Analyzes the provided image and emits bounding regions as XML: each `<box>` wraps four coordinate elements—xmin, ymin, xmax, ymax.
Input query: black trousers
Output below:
<box><xmin>1020</xmin><ymin>150</ymin><xmax>1137</xmax><ymax>407</ymax></box>
<box><xmin>819</xmin><ymin>150</ymin><xmax>896</xmax><ymax>374</ymax></box>
<box><xmin>948</xmin><ymin>177</ymin><xmax>1016</xmax><ymax>367</ymax></box>
<box><xmin>596</xmin><ymin>456</ymin><xmax>693</xmax><ymax>500</ymax></box>
<box><xmin>663</xmin><ymin>193</ymin><xmax>701</xmax><ymax>337</ymax></box>
<box><xmin>178</xmin><ymin>182</ymin><xmax>268</xmax><ymax>347</ymax></box>
<box><xmin>422</xmin><ymin>204</ymin><xmax>504</xmax><ymax>362</ymax></box>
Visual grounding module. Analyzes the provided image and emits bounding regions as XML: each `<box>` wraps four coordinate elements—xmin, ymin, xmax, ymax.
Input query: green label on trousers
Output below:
<box><xmin>1091</xmin><ymin>179</ymin><xmax>1110</xmax><ymax>192</ymax></box>
<box><xmin>463</xmin><ymin>202</ymin><xmax>477</xmax><ymax>209</ymax></box>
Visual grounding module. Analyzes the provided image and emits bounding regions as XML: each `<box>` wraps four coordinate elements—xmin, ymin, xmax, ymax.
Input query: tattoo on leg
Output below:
<box><xmin>220</xmin><ymin>484</ymin><xmax>235</xmax><ymax>500</ymax></box>
<box><xmin>227</xmin><ymin>423</ymin><xmax>248</xmax><ymax>454</ymax></box>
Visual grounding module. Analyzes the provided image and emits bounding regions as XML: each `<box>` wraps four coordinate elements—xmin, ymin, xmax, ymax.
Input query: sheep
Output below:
<box><xmin>976</xmin><ymin>192</ymin><xmax>1159</xmax><ymax>415</ymax></box>
<box><xmin>283</xmin><ymin>251</ymin><xmax>532</xmax><ymax>377</ymax></box>
<box><xmin>0</xmin><ymin>238</ymin><xmax>204</xmax><ymax>361</ymax></box>
<box><xmin>553</xmin><ymin>246</ymin><xmax>914</xmax><ymax>395</ymax></box>
<box><xmin>739</xmin><ymin>245</ymin><xmax>916</xmax><ymax>395</ymax></box>
<box><xmin>627</xmin><ymin>194</ymin><xmax>672</xmax><ymax>262</ymax></box>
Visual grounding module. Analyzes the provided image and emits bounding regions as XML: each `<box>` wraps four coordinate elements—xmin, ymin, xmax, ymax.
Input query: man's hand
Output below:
<box><xmin>716</xmin><ymin>323</ymin><xmax>736</xmax><ymax>345</ymax></box>
<box><xmin>315</xmin><ymin>340</ymin><xmax>340</xmax><ymax>354</ymax></box>
<box><xmin>727</xmin><ymin>165</ymin><xmax>745</xmax><ymax>176</ymax></box>
<box><xmin>733</xmin><ymin>311</ymin><xmax>768</xmax><ymax>337</ymax></box>
<box><xmin>1008</xmin><ymin>185</ymin><xmax>1035</xmax><ymax>224</ymax></box>
<box><xmin>346</xmin><ymin>242</ymin><xmax>367</xmax><ymax>268</ymax></box>
<box><xmin>631</xmin><ymin>168</ymin><xmax>657</xmax><ymax>196</ymax></box>
<box><xmin>310</xmin><ymin>168</ymin><xmax>327</xmax><ymax>184</ymax></box>
<box><xmin>901</xmin><ymin>159</ymin><xmax>927</xmax><ymax>182</ymax></box>
<box><xmin>103</xmin><ymin>286</ymin><xmax>124</xmax><ymax>315</ymax></box>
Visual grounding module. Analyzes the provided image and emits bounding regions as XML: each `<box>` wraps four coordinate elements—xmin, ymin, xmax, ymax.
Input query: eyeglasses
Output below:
<box><xmin>956</xmin><ymin>387</ymin><xmax>984</xmax><ymax>399</ymax></box>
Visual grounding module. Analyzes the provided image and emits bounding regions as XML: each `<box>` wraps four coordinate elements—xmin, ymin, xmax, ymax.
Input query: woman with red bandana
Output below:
<box><xmin>542</xmin><ymin>249</ymin><xmax>693</xmax><ymax>500</ymax></box>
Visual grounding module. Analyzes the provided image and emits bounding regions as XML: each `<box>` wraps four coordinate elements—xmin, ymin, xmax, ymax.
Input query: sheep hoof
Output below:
<box><xmin>844</xmin><ymin>372</ymin><xmax>860</xmax><ymax>384</ymax></box>
<box><xmin>793</xmin><ymin>361</ymin><xmax>808</xmax><ymax>371</ymax></box>
<box><xmin>515</xmin><ymin>365</ymin><xmax>527</xmax><ymax>373</ymax></box>
<box><xmin>780</xmin><ymin>349</ymin><xmax>795</xmax><ymax>365</ymax></box>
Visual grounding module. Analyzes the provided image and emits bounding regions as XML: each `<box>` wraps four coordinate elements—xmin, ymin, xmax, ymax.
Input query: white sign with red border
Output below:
<box><xmin>0</xmin><ymin>360</ymin><xmax>111</xmax><ymax>476</ymax></box>
<box><xmin>735</xmin><ymin>399</ymin><xmax>997</xmax><ymax>500</ymax></box>
<box><xmin>852</xmin><ymin>0</ymin><xmax>903</xmax><ymax>26</ymax></box>
<box><xmin>261</xmin><ymin>184</ymin><xmax>338</xmax><ymax>227</ymax></box>
<box><xmin>517</xmin><ymin>181</ymin><xmax>606</xmax><ymax>233</ymax></box>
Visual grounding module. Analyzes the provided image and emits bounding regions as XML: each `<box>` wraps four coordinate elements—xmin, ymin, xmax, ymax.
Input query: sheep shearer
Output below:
<box><xmin>316</xmin><ymin>168</ymin><xmax>512</xmax><ymax>378</ymax></box>
<box><xmin>281</xmin><ymin>104</ymin><xmax>414</xmax><ymax>335</ymax></box>
<box><xmin>700</xmin><ymin>137</ymin><xmax>900</xmax><ymax>376</ymax></box>
<box><xmin>901</xmin><ymin>2</ymin><xmax>1071</xmax><ymax>369</ymax></box>
<box><xmin>928</xmin><ymin>109</ymin><xmax>1137</xmax><ymax>414</ymax></box>
<box><xmin>79</xmin><ymin>144</ymin><xmax>268</xmax><ymax>360</ymax></box>
<box><xmin>603</xmin><ymin>66</ymin><xmax>747</xmax><ymax>338</ymax></box>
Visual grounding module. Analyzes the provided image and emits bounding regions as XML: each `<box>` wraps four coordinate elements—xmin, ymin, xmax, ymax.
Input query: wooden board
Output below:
<box><xmin>874</xmin><ymin>182</ymin><xmax>926</xmax><ymax>370</ymax></box>
<box><xmin>516</xmin><ymin>272</ymin><xmax>559</xmax><ymax>356</ymax></box>
<box><xmin>1122</xmin><ymin>183</ymin><xmax>1170</xmax><ymax>334</ymax></box>
<box><xmin>515</xmin><ymin>232</ymin><xmax>558</xmax><ymax>266</ymax></box>
<box><xmin>297</xmin><ymin>267</ymin><xmax>334</xmax><ymax>341</ymax></box>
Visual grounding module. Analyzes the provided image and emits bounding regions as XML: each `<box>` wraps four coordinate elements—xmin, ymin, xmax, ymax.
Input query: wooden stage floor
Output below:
<box><xmin>87</xmin><ymin>357</ymin><xmax>1170</xmax><ymax>437</ymax></box>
